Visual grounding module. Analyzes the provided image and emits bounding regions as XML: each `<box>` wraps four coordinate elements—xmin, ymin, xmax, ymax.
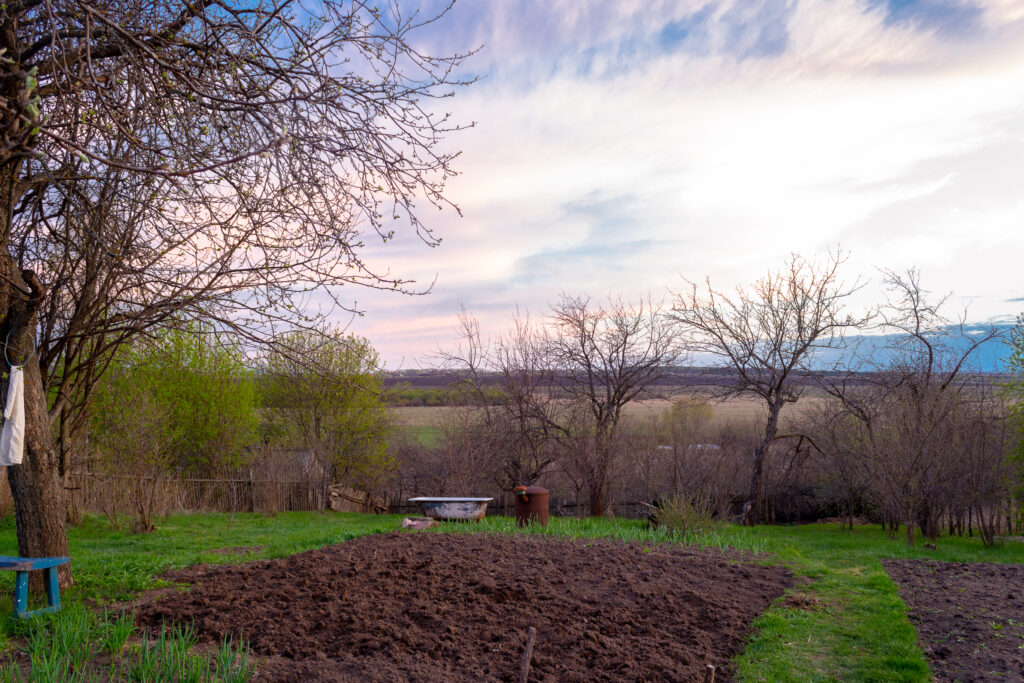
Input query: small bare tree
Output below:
<box><xmin>669</xmin><ymin>252</ymin><xmax>866</xmax><ymax>525</ymax></box>
<box><xmin>441</xmin><ymin>310</ymin><xmax>564</xmax><ymax>490</ymax></box>
<box><xmin>545</xmin><ymin>294</ymin><xmax>683</xmax><ymax>516</ymax></box>
<box><xmin>658</xmin><ymin>398</ymin><xmax>715</xmax><ymax>495</ymax></box>
<box><xmin>90</xmin><ymin>377</ymin><xmax>172</xmax><ymax>533</ymax></box>
<box><xmin>957</xmin><ymin>390</ymin><xmax>1013</xmax><ymax>546</ymax></box>
<box><xmin>800</xmin><ymin>400</ymin><xmax>870</xmax><ymax>531</ymax></box>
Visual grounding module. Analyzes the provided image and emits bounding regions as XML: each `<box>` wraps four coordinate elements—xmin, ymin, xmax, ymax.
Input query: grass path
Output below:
<box><xmin>735</xmin><ymin>524</ymin><xmax>1024</xmax><ymax>681</ymax></box>
<box><xmin>1</xmin><ymin>512</ymin><xmax>1022</xmax><ymax>680</ymax></box>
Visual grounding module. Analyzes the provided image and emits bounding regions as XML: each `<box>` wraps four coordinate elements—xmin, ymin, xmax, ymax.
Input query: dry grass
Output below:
<box><xmin>388</xmin><ymin>391</ymin><xmax>830</xmax><ymax>439</ymax></box>
<box><xmin>389</xmin><ymin>406</ymin><xmax>453</xmax><ymax>427</ymax></box>
<box><xmin>623</xmin><ymin>391</ymin><xmax>831</xmax><ymax>430</ymax></box>
<box><xmin>622</xmin><ymin>394</ymin><xmax>765</xmax><ymax>422</ymax></box>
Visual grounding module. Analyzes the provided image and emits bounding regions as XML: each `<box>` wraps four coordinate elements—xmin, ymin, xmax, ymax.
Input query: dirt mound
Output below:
<box><xmin>883</xmin><ymin>559</ymin><xmax>1024</xmax><ymax>682</ymax></box>
<box><xmin>137</xmin><ymin>532</ymin><xmax>792</xmax><ymax>681</ymax></box>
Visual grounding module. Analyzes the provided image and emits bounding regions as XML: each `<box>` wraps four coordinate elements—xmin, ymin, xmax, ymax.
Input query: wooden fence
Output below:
<box><xmin>67</xmin><ymin>473</ymin><xmax>328</xmax><ymax>517</ymax></box>
<box><xmin>63</xmin><ymin>472</ymin><xmax>653</xmax><ymax>520</ymax></box>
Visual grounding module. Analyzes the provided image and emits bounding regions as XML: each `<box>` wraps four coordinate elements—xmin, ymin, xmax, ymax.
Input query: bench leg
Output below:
<box><xmin>45</xmin><ymin>567</ymin><xmax>60</xmax><ymax>611</ymax></box>
<box><xmin>13</xmin><ymin>571</ymin><xmax>28</xmax><ymax>619</ymax></box>
<box><xmin>10</xmin><ymin>567</ymin><xmax>64</xmax><ymax>619</ymax></box>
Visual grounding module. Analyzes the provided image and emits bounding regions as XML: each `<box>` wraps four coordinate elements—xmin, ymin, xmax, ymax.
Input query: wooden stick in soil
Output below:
<box><xmin>518</xmin><ymin>626</ymin><xmax>537</xmax><ymax>683</ymax></box>
<box><xmin>703</xmin><ymin>664</ymin><xmax>716</xmax><ymax>683</ymax></box>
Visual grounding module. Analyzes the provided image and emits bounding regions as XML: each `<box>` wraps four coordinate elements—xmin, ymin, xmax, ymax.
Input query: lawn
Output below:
<box><xmin>0</xmin><ymin>512</ymin><xmax>1021</xmax><ymax>680</ymax></box>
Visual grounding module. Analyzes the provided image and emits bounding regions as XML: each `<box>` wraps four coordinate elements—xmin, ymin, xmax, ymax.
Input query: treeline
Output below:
<box><xmin>385</xmin><ymin>384</ymin><xmax>506</xmax><ymax>407</ymax></box>
<box><xmin>389</xmin><ymin>255</ymin><xmax>1024</xmax><ymax>546</ymax></box>
<box><xmin>37</xmin><ymin>252</ymin><xmax>1024</xmax><ymax>550</ymax></box>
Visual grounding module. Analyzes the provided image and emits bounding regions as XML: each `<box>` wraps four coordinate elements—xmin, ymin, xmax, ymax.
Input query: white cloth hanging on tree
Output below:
<box><xmin>0</xmin><ymin>366</ymin><xmax>25</xmax><ymax>466</ymax></box>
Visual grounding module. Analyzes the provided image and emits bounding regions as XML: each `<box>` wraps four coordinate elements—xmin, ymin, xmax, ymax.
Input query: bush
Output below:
<box><xmin>649</xmin><ymin>492</ymin><xmax>720</xmax><ymax>534</ymax></box>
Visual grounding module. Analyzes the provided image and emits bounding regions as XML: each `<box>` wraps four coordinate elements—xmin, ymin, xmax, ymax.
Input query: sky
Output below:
<box><xmin>339</xmin><ymin>0</ymin><xmax>1024</xmax><ymax>369</ymax></box>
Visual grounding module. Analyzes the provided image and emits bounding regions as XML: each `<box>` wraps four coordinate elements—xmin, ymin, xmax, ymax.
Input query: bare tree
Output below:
<box><xmin>441</xmin><ymin>297</ymin><xmax>681</xmax><ymax>516</ymax></box>
<box><xmin>0</xmin><ymin>0</ymin><xmax>473</xmax><ymax>585</ymax></box>
<box><xmin>669</xmin><ymin>252</ymin><xmax>866</xmax><ymax>525</ymax></box>
<box><xmin>817</xmin><ymin>269</ymin><xmax>1005</xmax><ymax>544</ymax></box>
<box><xmin>440</xmin><ymin>310</ymin><xmax>564</xmax><ymax>490</ymax></box>
<box><xmin>545</xmin><ymin>294</ymin><xmax>683</xmax><ymax>516</ymax></box>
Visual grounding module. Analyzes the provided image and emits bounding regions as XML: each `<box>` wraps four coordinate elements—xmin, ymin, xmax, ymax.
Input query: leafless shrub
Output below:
<box><xmin>439</xmin><ymin>406</ymin><xmax>503</xmax><ymax>496</ymax></box>
<box><xmin>957</xmin><ymin>391</ymin><xmax>1014</xmax><ymax>546</ymax></box>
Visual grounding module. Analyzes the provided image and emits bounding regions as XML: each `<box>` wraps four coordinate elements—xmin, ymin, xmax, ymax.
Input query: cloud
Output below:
<box><xmin>339</xmin><ymin>0</ymin><xmax>1024</xmax><ymax>366</ymax></box>
<box><xmin>872</xmin><ymin>0</ymin><xmax>985</xmax><ymax>35</ymax></box>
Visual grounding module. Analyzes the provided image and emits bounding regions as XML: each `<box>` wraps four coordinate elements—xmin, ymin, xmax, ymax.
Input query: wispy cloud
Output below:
<box><xmin>342</xmin><ymin>0</ymin><xmax>1024</xmax><ymax>366</ymax></box>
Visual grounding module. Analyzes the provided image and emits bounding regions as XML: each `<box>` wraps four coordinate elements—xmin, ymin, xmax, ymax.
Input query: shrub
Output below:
<box><xmin>649</xmin><ymin>492</ymin><xmax>720</xmax><ymax>534</ymax></box>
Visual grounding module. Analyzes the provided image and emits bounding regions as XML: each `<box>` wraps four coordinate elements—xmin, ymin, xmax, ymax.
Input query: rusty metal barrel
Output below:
<box><xmin>513</xmin><ymin>486</ymin><xmax>549</xmax><ymax>527</ymax></box>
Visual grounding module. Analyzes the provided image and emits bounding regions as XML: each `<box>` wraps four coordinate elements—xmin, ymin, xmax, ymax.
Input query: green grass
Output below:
<box><xmin>732</xmin><ymin>524</ymin><xmax>1024</xmax><ymax>682</ymax></box>
<box><xmin>400</xmin><ymin>424</ymin><xmax>443</xmax><ymax>447</ymax></box>
<box><xmin>1</xmin><ymin>511</ymin><xmax>1022</xmax><ymax>680</ymax></box>
<box><xmin>436</xmin><ymin>514</ymin><xmax>769</xmax><ymax>553</ymax></box>
<box><xmin>0</xmin><ymin>603</ymin><xmax>253</xmax><ymax>681</ymax></box>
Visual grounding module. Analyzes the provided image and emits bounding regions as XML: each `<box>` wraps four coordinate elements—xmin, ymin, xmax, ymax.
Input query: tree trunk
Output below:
<box><xmin>743</xmin><ymin>402</ymin><xmax>782</xmax><ymax>526</ymax></box>
<box><xmin>588</xmin><ymin>486</ymin><xmax>603</xmax><ymax>518</ymax></box>
<box><xmin>1</xmin><ymin>260</ymin><xmax>72</xmax><ymax>588</ymax></box>
<box><xmin>588</xmin><ymin>433</ymin><xmax>612</xmax><ymax>517</ymax></box>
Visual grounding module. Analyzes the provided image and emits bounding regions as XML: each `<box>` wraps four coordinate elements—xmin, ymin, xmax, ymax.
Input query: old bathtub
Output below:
<box><xmin>408</xmin><ymin>497</ymin><xmax>493</xmax><ymax>522</ymax></box>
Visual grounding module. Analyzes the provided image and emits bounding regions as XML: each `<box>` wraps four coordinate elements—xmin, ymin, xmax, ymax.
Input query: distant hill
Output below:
<box><xmin>384</xmin><ymin>323</ymin><xmax>1018</xmax><ymax>390</ymax></box>
<box><xmin>808</xmin><ymin>323</ymin><xmax>1015</xmax><ymax>374</ymax></box>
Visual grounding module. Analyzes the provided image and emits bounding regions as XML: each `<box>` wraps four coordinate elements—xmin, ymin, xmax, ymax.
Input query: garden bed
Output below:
<box><xmin>136</xmin><ymin>531</ymin><xmax>792</xmax><ymax>681</ymax></box>
<box><xmin>883</xmin><ymin>559</ymin><xmax>1024</xmax><ymax>681</ymax></box>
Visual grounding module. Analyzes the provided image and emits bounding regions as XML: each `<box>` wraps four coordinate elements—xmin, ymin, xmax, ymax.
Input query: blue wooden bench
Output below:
<box><xmin>0</xmin><ymin>556</ymin><xmax>70</xmax><ymax>619</ymax></box>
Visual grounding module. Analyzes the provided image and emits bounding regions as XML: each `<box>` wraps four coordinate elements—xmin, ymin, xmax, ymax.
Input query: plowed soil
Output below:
<box><xmin>883</xmin><ymin>559</ymin><xmax>1024</xmax><ymax>682</ymax></box>
<box><xmin>137</xmin><ymin>532</ymin><xmax>793</xmax><ymax>682</ymax></box>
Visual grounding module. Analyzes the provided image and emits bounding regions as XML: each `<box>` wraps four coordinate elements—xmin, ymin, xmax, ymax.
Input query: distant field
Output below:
<box><xmin>391</xmin><ymin>406</ymin><xmax>453</xmax><ymax>427</ymax></box>
<box><xmin>390</xmin><ymin>406</ymin><xmax>448</xmax><ymax>447</ymax></box>
<box><xmin>390</xmin><ymin>391</ymin><xmax>828</xmax><ymax>446</ymax></box>
<box><xmin>401</xmin><ymin>424</ymin><xmax>443</xmax><ymax>448</ymax></box>
<box><xmin>625</xmin><ymin>390</ymin><xmax>827</xmax><ymax>423</ymax></box>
